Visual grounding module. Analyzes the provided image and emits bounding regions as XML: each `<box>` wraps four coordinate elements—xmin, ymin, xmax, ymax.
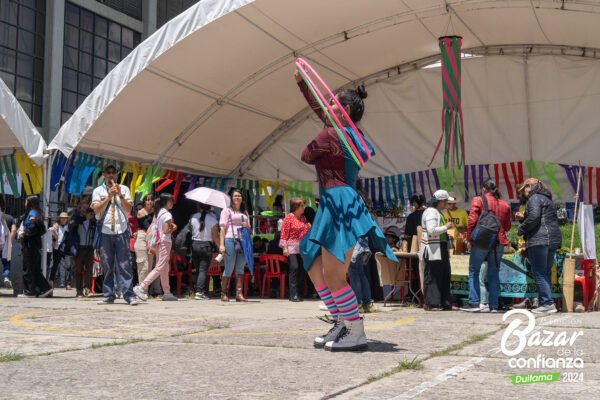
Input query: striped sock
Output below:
<box><xmin>332</xmin><ymin>284</ymin><xmax>360</xmax><ymax>321</ymax></box>
<box><xmin>316</xmin><ymin>284</ymin><xmax>339</xmax><ymax>320</ymax></box>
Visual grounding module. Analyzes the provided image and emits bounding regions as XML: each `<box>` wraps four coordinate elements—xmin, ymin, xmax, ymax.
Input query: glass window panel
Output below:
<box><xmin>33</xmin><ymin>57</ymin><xmax>43</xmax><ymax>79</ymax></box>
<box><xmin>64</xmin><ymin>23</ymin><xmax>78</xmax><ymax>48</ymax></box>
<box><xmin>94</xmin><ymin>16</ymin><xmax>107</xmax><ymax>37</ymax></box>
<box><xmin>0</xmin><ymin>1</ymin><xmax>18</xmax><ymax>24</ymax></box>
<box><xmin>93</xmin><ymin>56</ymin><xmax>106</xmax><ymax>78</ymax></box>
<box><xmin>107</xmin><ymin>61</ymin><xmax>117</xmax><ymax>73</ymax></box>
<box><xmin>62</xmin><ymin>67</ymin><xmax>77</xmax><ymax>91</ymax></box>
<box><xmin>61</xmin><ymin>112</ymin><xmax>71</xmax><ymax>125</ymax></box>
<box><xmin>33</xmin><ymin>104</ymin><xmax>42</xmax><ymax>126</ymax></box>
<box><xmin>121</xmin><ymin>27</ymin><xmax>133</xmax><ymax>48</ymax></box>
<box><xmin>121</xmin><ymin>46</ymin><xmax>131</xmax><ymax>59</ymax></box>
<box><xmin>16</xmin><ymin>76</ymin><xmax>33</xmax><ymax>101</ymax></box>
<box><xmin>0</xmin><ymin>47</ymin><xmax>16</xmax><ymax>73</ymax></box>
<box><xmin>19</xmin><ymin>100</ymin><xmax>32</xmax><ymax>118</ymax></box>
<box><xmin>18</xmin><ymin>29</ymin><xmax>35</xmax><ymax>54</ymax></box>
<box><xmin>36</xmin><ymin>0</ymin><xmax>45</xmax><ymax>11</ymax></box>
<box><xmin>16</xmin><ymin>52</ymin><xmax>34</xmax><ymax>78</ymax></box>
<box><xmin>20</xmin><ymin>0</ymin><xmax>36</xmax><ymax>9</ymax></box>
<box><xmin>35</xmin><ymin>11</ymin><xmax>44</xmax><ymax>33</ymax></box>
<box><xmin>133</xmin><ymin>32</ymin><xmax>141</xmax><ymax>47</ymax></box>
<box><xmin>0</xmin><ymin>71</ymin><xmax>15</xmax><ymax>92</ymax></box>
<box><xmin>63</xmin><ymin>46</ymin><xmax>78</xmax><ymax>69</ymax></box>
<box><xmin>93</xmin><ymin>77</ymin><xmax>102</xmax><ymax>88</ymax></box>
<box><xmin>18</xmin><ymin>5</ymin><xmax>35</xmax><ymax>32</ymax></box>
<box><xmin>0</xmin><ymin>22</ymin><xmax>17</xmax><ymax>48</ymax></box>
<box><xmin>65</xmin><ymin>3</ymin><xmax>79</xmax><ymax>27</ymax></box>
<box><xmin>32</xmin><ymin>80</ymin><xmax>42</xmax><ymax>103</ymax></box>
<box><xmin>80</xmin><ymin>9</ymin><xmax>93</xmax><ymax>32</ymax></box>
<box><xmin>80</xmin><ymin>30</ymin><xmax>92</xmax><ymax>53</ymax></box>
<box><xmin>107</xmin><ymin>41</ymin><xmax>120</xmax><ymax>62</ymax></box>
<box><xmin>94</xmin><ymin>36</ymin><xmax>106</xmax><ymax>57</ymax></box>
<box><xmin>77</xmin><ymin>93</ymin><xmax>86</xmax><ymax>106</ymax></box>
<box><xmin>34</xmin><ymin>34</ymin><xmax>44</xmax><ymax>57</ymax></box>
<box><xmin>62</xmin><ymin>89</ymin><xmax>77</xmax><ymax>113</ymax></box>
<box><xmin>108</xmin><ymin>21</ymin><xmax>121</xmax><ymax>43</ymax></box>
<box><xmin>78</xmin><ymin>72</ymin><xmax>91</xmax><ymax>95</ymax></box>
<box><xmin>79</xmin><ymin>51</ymin><xmax>91</xmax><ymax>74</ymax></box>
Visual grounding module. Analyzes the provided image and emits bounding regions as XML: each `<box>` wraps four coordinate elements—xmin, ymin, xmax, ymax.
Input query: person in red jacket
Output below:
<box><xmin>462</xmin><ymin>180</ymin><xmax>512</xmax><ymax>312</ymax></box>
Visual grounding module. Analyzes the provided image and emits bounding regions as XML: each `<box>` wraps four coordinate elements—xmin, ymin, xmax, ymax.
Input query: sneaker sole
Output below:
<box><xmin>133</xmin><ymin>288</ymin><xmax>148</xmax><ymax>301</ymax></box>
<box><xmin>532</xmin><ymin>309</ymin><xmax>558</xmax><ymax>314</ymax></box>
<box><xmin>325</xmin><ymin>343</ymin><xmax>368</xmax><ymax>352</ymax></box>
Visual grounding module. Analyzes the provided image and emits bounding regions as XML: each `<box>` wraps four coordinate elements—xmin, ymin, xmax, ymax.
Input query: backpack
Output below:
<box><xmin>470</xmin><ymin>195</ymin><xmax>501</xmax><ymax>250</ymax></box>
<box><xmin>146</xmin><ymin>210</ymin><xmax>167</xmax><ymax>249</ymax></box>
<box><xmin>173</xmin><ymin>221</ymin><xmax>192</xmax><ymax>256</ymax></box>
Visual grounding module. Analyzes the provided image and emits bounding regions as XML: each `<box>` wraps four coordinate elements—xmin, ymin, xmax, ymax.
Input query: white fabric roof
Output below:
<box><xmin>0</xmin><ymin>78</ymin><xmax>46</xmax><ymax>165</ymax></box>
<box><xmin>49</xmin><ymin>0</ymin><xmax>600</xmax><ymax>178</ymax></box>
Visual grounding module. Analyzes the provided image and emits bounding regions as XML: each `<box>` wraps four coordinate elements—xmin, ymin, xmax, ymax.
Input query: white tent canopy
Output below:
<box><xmin>0</xmin><ymin>78</ymin><xmax>46</xmax><ymax>165</ymax></box>
<box><xmin>49</xmin><ymin>0</ymin><xmax>600</xmax><ymax>180</ymax></box>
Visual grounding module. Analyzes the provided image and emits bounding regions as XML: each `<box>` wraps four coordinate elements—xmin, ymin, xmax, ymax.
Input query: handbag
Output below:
<box><xmin>93</xmin><ymin>205</ymin><xmax>110</xmax><ymax>250</ymax></box>
<box><xmin>229</xmin><ymin>211</ymin><xmax>244</xmax><ymax>254</ymax></box>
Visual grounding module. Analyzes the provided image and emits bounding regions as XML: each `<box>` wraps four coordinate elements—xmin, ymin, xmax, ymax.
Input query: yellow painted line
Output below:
<box><xmin>190</xmin><ymin>316</ymin><xmax>417</xmax><ymax>337</ymax></box>
<box><xmin>9</xmin><ymin>310</ymin><xmax>416</xmax><ymax>339</ymax></box>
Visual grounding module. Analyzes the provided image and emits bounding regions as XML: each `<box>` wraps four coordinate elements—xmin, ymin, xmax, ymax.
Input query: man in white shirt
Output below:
<box><xmin>91</xmin><ymin>165</ymin><xmax>137</xmax><ymax>305</ymax></box>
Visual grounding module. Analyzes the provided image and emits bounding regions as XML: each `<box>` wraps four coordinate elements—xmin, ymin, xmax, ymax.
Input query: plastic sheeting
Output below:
<box><xmin>47</xmin><ymin>0</ymin><xmax>600</xmax><ymax>179</ymax></box>
<box><xmin>0</xmin><ymin>78</ymin><xmax>46</xmax><ymax>165</ymax></box>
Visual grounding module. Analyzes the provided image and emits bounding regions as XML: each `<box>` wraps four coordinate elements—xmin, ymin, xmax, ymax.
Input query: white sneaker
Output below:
<box><xmin>314</xmin><ymin>320</ymin><xmax>346</xmax><ymax>348</ymax></box>
<box><xmin>319</xmin><ymin>303</ymin><xmax>328</xmax><ymax>311</ymax></box>
<box><xmin>133</xmin><ymin>285</ymin><xmax>148</xmax><ymax>301</ymax></box>
<box><xmin>479</xmin><ymin>304</ymin><xmax>490</xmax><ymax>313</ymax></box>
<box><xmin>532</xmin><ymin>303</ymin><xmax>558</xmax><ymax>314</ymax></box>
<box><xmin>324</xmin><ymin>318</ymin><xmax>368</xmax><ymax>352</ymax></box>
<box><xmin>3</xmin><ymin>277</ymin><xmax>12</xmax><ymax>289</ymax></box>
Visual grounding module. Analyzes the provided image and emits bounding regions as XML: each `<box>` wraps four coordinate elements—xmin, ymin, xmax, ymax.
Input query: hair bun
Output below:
<box><xmin>356</xmin><ymin>84</ymin><xmax>368</xmax><ymax>99</ymax></box>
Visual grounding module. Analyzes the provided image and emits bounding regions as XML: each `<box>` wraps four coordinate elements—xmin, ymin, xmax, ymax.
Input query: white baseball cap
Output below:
<box><xmin>433</xmin><ymin>190</ymin><xmax>450</xmax><ymax>201</ymax></box>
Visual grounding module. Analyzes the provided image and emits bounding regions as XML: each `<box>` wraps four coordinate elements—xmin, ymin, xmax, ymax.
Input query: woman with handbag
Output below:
<box><xmin>279</xmin><ymin>197</ymin><xmax>310</xmax><ymax>302</ymax></box>
<box><xmin>219</xmin><ymin>188</ymin><xmax>250</xmax><ymax>302</ymax></box>
<box><xmin>134</xmin><ymin>195</ymin><xmax>158</xmax><ymax>295</ymax></box>
<box><xmin>133</xmin><ymin>193</ymin><xmax>178</xmax><ymax>301</ymax></box>
<box><xmin>20</xmin><ymin>196</ymin><xmax>53</xmax><ymax>298</ymax></box>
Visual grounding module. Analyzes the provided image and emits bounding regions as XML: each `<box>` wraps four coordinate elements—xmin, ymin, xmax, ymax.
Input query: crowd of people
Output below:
<box><xmin>0</xmin><ymin>68</ymin><xmax>566</xmax><ymax>353</ymax></box>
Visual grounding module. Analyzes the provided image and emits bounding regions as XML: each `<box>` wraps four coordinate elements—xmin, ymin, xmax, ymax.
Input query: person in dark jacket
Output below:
<box><xmin>404</xmin><ymin>194</ymin><xmax>426</xmax><ymax>251</ymax></box>
<box><xmin>518</xmin><ymin>181</ymin><xmax>561</xmax><ymax>314</ymax></box>
<box><xmin>70</xmin><ymin>202</ymin><xmax>96</xmax><ymax>297</ymax></box>
<box><xmin>20</xmin><ymin>196</ymin><xmax>53</xmax><ymax>298</ymax></box>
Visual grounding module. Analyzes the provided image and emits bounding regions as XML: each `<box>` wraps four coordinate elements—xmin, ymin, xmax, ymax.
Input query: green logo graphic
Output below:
<box><xmin>506</xmin><ymin>372</ymin><xmax>561</xmax><ymax>385</ymax></box>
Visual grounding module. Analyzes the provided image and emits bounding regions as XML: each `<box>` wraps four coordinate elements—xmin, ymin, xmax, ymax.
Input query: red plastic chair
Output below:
<box><xmin>574</xmin><ymin>259</ymin><xmax>597</xmax><ymax>310</ymax></box>
<box><xmin>206</xmin><ymin>254</ymin><xmax>222</xmax><ymax>293</ymax></box>
<box><xmin>168</xmin><ymin>253</ymin><xmax>194</xmax><ymax>296</ymax></box>
<box><xmin>260</xmin><ymin>254</ymin><xmax>288</xmax><ymax>299</ymax></box>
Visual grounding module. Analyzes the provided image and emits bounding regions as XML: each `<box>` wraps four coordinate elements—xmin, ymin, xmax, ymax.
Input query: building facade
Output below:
<box><xmin>0</xmin><ymin>0</ymin><xmax>200</xmax><ymax>142</ymax></box>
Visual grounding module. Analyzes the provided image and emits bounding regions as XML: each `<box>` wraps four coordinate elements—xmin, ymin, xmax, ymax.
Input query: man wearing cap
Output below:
<box><xmin>442</xmin><ymin>194</ymin><xmax>468</xmax><ymax>254</ymax></box>
<box><xmin>91</xmin><ymin>165</ymin><xmax>138</xmax><ymax>305</ymax></box>
<box><xmin>49</xmin><ymin>211</ymin><xmax>72</xmax><ymax>288</ymax></box>
<box><xmin>70</xmin><ymin>201</ymin><xmax>96</xmax><ymax>297</ymax></box>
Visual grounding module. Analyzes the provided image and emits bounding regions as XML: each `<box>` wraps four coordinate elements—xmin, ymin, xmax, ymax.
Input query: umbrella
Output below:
<box><xmin>238</xmin><ymin>225</ymin><xmax>254</xmax><ymax>273</ymax></box>
<box><xmin>184</xmin><ymin>187</ymin><xmax>231</xmax><ymax>209</ymax></box>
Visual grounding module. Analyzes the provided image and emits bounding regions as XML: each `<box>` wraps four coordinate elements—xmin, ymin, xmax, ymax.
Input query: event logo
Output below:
<box><xmin>501</xmin><ymin>309</ymin><xmax>584</xmax><ymax>385</ymax></box>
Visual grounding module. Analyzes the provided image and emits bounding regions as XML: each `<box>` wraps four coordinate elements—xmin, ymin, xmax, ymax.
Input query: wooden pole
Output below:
<box><xmin>562</xmin><ymin>165</ymin><xmax>582</xmax><ymax>312</ymax></box>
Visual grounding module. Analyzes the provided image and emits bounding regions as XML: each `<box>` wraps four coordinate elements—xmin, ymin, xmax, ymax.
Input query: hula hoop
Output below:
<box><xmin>295</xmin><ymin>58</ymin><xmax>371</xmax><ymax>167</ymax></box>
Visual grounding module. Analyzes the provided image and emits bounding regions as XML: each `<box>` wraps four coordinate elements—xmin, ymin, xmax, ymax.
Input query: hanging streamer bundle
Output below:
<box><xmin>430</xmin><ymin>36</ymin><xmax>465</xmax><ymax>170</ymax></box>
<box><xmin>295</xmin><ymin>58</ymin><xmax>372</xmax><ymax>168</ymax></box>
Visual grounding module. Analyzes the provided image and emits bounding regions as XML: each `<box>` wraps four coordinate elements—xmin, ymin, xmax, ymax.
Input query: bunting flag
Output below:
<box><xmin>1</xmin><ymin>155</ymin><xmax>20</xmax><ymax>197</ymax></box>
<box><xmin>430</xmin><ymin>36</ymin><xmax>465</xmax><ymax>170</ymax></box>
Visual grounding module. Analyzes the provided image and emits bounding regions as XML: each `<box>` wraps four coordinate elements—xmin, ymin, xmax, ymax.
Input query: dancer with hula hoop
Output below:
<box><xmin>295</xmin><ymin>60</ymin><xmax>397</xmax><ymax>352</ymax></box>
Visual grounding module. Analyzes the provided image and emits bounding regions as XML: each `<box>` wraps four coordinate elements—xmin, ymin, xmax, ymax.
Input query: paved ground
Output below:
<box><xmin>0</xmin><ymin>288</ymin><xmax>598</xmax><ymax>399</ymax></box>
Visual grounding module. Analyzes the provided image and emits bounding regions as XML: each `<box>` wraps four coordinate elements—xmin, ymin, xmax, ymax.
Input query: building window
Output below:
<box><xmin>96</xmin><ymin>0</ymin><xmax>142</xmax><ymax>21</ymax></box>
<box><xmin>61</xmin><ymin>2</ymin><xmax>141</xmax><ymax>125</ymax></box>
<box><xmin>0</xmin><ymin>0</ymin><xmax>45</xmax><ymax>126</ymax></box>
<box><xmin>157</xmin><ymin>0</ymin><xmax>201</xmax><ymax>27</ymax></box>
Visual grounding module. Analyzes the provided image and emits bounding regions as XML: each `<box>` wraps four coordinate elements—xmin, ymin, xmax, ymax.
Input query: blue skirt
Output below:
<box><xmin>300</xmin><ymin>186</ymin><xmax>398</xmax><ymax>271</ymax></box>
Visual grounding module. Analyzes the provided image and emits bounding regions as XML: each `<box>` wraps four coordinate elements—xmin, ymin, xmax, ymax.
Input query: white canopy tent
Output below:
<box><xmin>0</xmin><ymin>78</ymin><xmax>46</xmax><ymax>166</ymax></box>
<box><xmin>48</xmin><ymin>0</ymin><xmax>600</xmax><ymax>201</ymax></box>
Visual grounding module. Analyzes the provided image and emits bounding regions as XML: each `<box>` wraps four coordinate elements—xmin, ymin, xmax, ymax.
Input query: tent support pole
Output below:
<box><xmin>524</xmin><ymin>53</ymin><xmax>534</xmax><ymax>165</ymax></box>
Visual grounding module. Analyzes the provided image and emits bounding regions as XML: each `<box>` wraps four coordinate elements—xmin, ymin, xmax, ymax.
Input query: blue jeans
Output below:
<box><xmin>99</xmin><ymin>232</ymin><xmax>134</xmax><ymax>302</ymax></box>
<box><xmin>468</xmin><ymin>245</ymin><xmax>504</xmax><ymax>309</ymax></box>
<box><xmin>224</xmin><ymin>238</ymin><xmax>246</xmax><ymax>277</ymax></box>
<box><xmin>348</xmin><ymin>252</ymin><xmax>372</xmax><ymax>305</ymax></box>
<box><xmin>1</xmin><ymin>258</ymin><xmax>10</xmax><ymax>280</ymax></box>
<box><xmin>528</xmin><ymin>245</ymin><xmax>555</xmax><ymax>306</ymax></box>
